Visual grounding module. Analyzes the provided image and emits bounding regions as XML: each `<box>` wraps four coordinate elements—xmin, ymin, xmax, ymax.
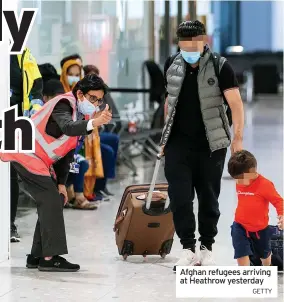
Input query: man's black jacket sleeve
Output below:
<box><xmin>51</xmin><ymin>99</ymin><xmax>90</xmax><ymax>136</ymax></box>
<box><xmin>50</xmin><ymin>99</ymin><xmax>92</xmax><ymax>184</ymax></box>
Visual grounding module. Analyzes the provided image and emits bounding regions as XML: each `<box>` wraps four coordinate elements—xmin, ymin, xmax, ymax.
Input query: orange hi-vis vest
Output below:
<box><xmin>0</xmin><ymin>92</ymin><xmax>78</xmax><ymax>176</ymax></box>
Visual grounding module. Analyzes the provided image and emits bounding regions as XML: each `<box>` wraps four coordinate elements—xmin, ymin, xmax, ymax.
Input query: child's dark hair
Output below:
<box><xmin>228</xmin><ymin>150</ymin><xmax>257</xmax><ymax>178</ymax></box>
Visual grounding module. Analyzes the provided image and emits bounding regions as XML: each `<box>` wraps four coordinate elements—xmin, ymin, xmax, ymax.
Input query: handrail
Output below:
<box><xmin>108</xmin><ymin>88</ymin><xmax>150</xmax><ymax>93</ymax></box>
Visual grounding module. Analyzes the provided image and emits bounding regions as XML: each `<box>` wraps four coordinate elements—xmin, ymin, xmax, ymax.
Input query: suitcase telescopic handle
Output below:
<box><xmin>146</xmin><ymin>153</ymin><xmax>170</xmax><ymax>210</ymax></box>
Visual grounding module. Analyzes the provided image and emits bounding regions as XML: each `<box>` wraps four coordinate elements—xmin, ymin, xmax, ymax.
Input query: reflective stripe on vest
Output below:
<box><xmin>31</xmin><ymin>92</ymin><xmax>77</xmax><ymax>163</ymax></box>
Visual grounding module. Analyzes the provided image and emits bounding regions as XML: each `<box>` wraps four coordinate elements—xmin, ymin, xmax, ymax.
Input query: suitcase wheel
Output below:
<box><xmin>160</xmin><ymin>252</ymin><xmax>166</xmax><ymax>259</ymax></box>
<box><xmin>142</xmin><ymin>250</ymin><xmax>148</xmax><ymax>258</ymax></box>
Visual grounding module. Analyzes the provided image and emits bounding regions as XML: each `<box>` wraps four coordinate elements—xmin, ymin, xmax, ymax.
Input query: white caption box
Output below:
<box><xmin>176</xmin><ymin>266</ymin><xmax>278</xmax><ymax>298</ymax></box>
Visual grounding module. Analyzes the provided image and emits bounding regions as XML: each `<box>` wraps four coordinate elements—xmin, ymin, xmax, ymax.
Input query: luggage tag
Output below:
<box><xmin>70</xmin><ymin>136</ymin><xmax>85</xmax><ymax>174</ymax></box>
<box><xmin>69</xmin><ymin>162</ymin><xmax>80</xmax><ymax>174</ymax></box>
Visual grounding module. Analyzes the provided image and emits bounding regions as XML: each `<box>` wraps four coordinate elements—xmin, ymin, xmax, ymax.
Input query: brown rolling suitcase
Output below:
<box><xmin>113</xmin><ymin>156</ymin><xmax>175</xmax><ymax>260</ymax></box>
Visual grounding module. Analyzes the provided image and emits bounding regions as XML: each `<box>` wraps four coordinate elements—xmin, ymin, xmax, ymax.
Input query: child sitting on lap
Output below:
<box><xmin>228</xmin><ymin>150</ymin><xmax>283</xmax><ymax>266</ymax></box>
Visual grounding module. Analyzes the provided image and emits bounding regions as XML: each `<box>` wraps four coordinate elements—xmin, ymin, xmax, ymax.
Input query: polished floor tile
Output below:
<box><xmin>0</xmin><ymin>98</ymin><xmax>283</xmax><ymax>301</ymax></box>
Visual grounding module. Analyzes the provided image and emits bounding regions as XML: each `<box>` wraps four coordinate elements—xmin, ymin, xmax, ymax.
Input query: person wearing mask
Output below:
<box><xmin>60</xmin><ymin>54</ymin><xmax>83</xmax><ymax>70</ymax></box>
<box><xmin>0</xmin><ymin>74</ymin><xmax>112</xmax><ymax>272</ymax></box>
<box><xmin>10</xmin><ymin>48</ymin><xmax>43</xmax><ymax>242</ymax></box>
<box><xmin>60</xmin><ymin>59</ymin><xmax>83</xmax><ymax>92</ymax></box>
<box><xmin>162</xmin><ymin>21</ymin><xmax>244</xmax><ymax>270</ymax></box>
<box><xmin>43</xmin><ymin>79</ymin><xmax>98</xmax><ymax>210</ymax></box>
<box><xmin>83</xmin><ymin>65</ymin><xmax>120</xmax><ymax>198</ymax></box>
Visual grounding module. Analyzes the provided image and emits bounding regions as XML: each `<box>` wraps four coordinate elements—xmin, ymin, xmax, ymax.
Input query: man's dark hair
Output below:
<box><xmin>72</xmin><ymin>74</ymin><xmax>108</xmax><ymax>97</ymax></box>
<box><xmin>43</xmin><ymin>79</ymin><xmax>64</xmax><ymax>97</ymax></box>
<box><xmin>228</xmin><ymin>150</ymin><xmax>257</xmax><ymax>178</ymax></box>
<box><xmin>60</xmin><ymin>54</ymin><xmax>82</xmax><ymax>68</ymax></box>
<box><xmin>177</xmin><ymin>20</ymin><xmax>206</xmax><ymax>40</ymax></box>
<box><xmin>83</xmin><ymin>65</ymin><xmax>100</xmax><ymax>76</ymax></box>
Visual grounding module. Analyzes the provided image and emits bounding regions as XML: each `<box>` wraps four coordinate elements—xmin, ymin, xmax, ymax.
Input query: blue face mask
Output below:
<box><xmin>68</xmin><ymin>75</ymin><xmax>80</xmax><ymax>86</ymax></box>
<box><xmin>77</xmin><ymin>98</ymin><xmax>98</xmax><ymax>116</ymax></box>
<box><xmin>180</xmin><ymin>50</ymin><xmax>201</xmax><ymax>64</ymax></box>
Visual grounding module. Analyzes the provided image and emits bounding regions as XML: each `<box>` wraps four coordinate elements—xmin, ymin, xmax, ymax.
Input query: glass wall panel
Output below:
<box><xmin>18</xmin><ymin>0</ymin><xmax>151</xmax><ymax>111</ymax></box>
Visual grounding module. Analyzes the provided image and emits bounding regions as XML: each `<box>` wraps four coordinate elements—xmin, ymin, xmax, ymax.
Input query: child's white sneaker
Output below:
<box><xmin>173</xmin><ymin>249</ymin><xmax>200</xmax><ymax>272</ymax></box>
<box><xmin>200</xmin><ymin>245</ymin><xmax>215</xmax><ymax>266</ymax></box>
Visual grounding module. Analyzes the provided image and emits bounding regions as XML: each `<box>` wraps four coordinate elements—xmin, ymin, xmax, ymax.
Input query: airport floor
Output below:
<box><xmin>0</xmin><ymin>97</ymin><xmax>283</xmax><ymax>302</ymax></box>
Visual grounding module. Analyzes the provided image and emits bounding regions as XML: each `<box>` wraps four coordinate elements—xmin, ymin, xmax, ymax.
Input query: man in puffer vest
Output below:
<box><xmin>1</xmin><ymin>74</ymin><xmax>112</xmax><ymax>272</ymax></box>
<box><xmin>161</xmin><ymin>21</ymin><xmax>244</xmax><ymax>271</ymax></box>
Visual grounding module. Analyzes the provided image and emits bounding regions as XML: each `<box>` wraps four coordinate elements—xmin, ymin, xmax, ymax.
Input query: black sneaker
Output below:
<box><xmin>26</xmin><ymin>254</ymin><xmax>40</xmax><ymax>269</ymax></box>
<box><xmin>102</xmin><ymin>187</ymin><xmax>114</xmax><ymax>196</ymax></box>
<box><xmin>38</xmin><ymin>256</ymin><xmax>80</xmax><ymax>272</ymax></box>
<box><xmin>11</xmin><ymin>225</ymin><xmax>20</xmax><ymax>243</ymax></box>
<box><xmin>97</xmin><ymin>191</ymin><xmax>110</xmax><ymax>202</ymax></box>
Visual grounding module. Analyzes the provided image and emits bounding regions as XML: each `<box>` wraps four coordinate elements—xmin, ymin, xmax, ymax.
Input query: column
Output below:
<box><xmin>0</xmin><ymin>0</ymin><xmax>17</xmax><ymax>263</ymax></box>
<box><xmin>271</xmin><ymin>1</ymin><xmax>284</xmax><ymax>51</ymax></box>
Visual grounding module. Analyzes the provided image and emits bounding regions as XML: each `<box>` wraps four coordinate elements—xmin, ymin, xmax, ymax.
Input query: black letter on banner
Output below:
<box><xmin>3</xmin><ymin>106</ymin><xmax>34</xmax><ymax>152</ymax></box>
<box><xmin>0</xmin><ymin>0</ymin><xmax>2</xmax><ymax>43</ymax></box>
<box><xmin>0</xmin><ymin>119</ymin><xmax>2</xmax><ymax>150</ymax></box>
<box><xmin>4</xmin><ymin>9</ymin><xmax>37</xmax><ymax>54</ymax></box>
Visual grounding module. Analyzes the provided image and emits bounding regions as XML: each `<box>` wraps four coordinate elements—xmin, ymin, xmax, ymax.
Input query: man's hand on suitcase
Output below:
<box><xmin>160</xmin><ymin>145</ymin><xmax>165</xmax><ymax>157</ymax></box>
<box><xmin>58</xmin><ymin>184</ymin><xmax>68</xmax><ymax>205</ymax></box>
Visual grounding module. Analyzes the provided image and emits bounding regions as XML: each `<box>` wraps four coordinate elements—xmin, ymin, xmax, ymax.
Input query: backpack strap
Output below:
<box><xmin>211</xmin><ymin>52</ymin><xmax>232</xmax><ymax>126</ymax></box>
<box><xmin>211</xmin><ymin>52</ymin><xmax>226</xmax><ymax>79</ymax></box>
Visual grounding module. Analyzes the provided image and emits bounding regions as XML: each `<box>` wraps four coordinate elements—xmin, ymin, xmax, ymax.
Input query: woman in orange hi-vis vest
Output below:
<box><xmin>60</xmin><ymin>59</ymin><xmax>104</xmax><ymax>206</ymax></box>
<box><xmin>0</xmin><ymin>74</ymin><xmax>112</xmax><ymax>272</ymax></box>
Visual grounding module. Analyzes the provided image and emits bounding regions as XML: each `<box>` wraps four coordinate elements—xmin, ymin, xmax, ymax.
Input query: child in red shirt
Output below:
<box><xmin>228</xmin><ymin>150</ymin><xmax>283</xmax><ymax>266</ymax></box>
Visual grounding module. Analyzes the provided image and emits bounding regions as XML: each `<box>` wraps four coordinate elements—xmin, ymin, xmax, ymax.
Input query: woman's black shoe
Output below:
<box><xmin>102</xmin><ymin>187</ymin><xmax>114</xmax><ymax>196</ymax></box>
<box><xmin>38</xmin><ymin>256</ymin><xmax>80</xmax><ymax>272</ymax></box>
<box><xmin>26</xmin><ymin>254</ymin><xmax>40</xmax><ymax>269</ymax></box>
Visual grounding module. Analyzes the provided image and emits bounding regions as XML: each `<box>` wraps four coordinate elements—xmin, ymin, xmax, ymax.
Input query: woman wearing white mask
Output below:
<box><xmin>60</xmin><ymin>59</ymin><xmax>82</xmax><ymax>92</ymax></box>
<box><xmin>0</xmin><ymin>74</ymin><xmax>112</xmax><ymax>272</ymax></box>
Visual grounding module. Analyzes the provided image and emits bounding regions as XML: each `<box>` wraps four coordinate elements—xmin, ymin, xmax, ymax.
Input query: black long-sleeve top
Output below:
<box><xmin>46</xmin><ymin>98</ymin><xmax>91</xmax><ymax>185</ymax></box>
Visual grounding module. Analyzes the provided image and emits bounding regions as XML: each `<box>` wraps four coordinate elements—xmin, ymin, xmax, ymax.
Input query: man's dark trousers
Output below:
<box><xmin>10</xmin><ymin>165</ymin><xmax>19</xmax><ymax>228</ymax></box>
<box><xmin>12</xmin><ymin>162</ymin><xmax>68</xmax><ymax>257</ymax></box>
<box><xmin>164</xmin><ymin>138</ymin><xmax>227</xmax><ymax>250</ymax></box>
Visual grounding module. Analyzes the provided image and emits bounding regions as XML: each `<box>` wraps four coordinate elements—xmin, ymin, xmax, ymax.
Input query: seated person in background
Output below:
<box><xmin>94</xmin><ymin>133</ymin><xmax>119</xmax><ymax>198</ymax></box>
<box><xmin>38</xmin><ymin>63</ymin><xmax>60</xmax><ymax>85</ymax></box>
<box><xmin>65</xmin><ymin>152</ymin><xmax>98</xmax><ymax>210</ymax></box>
<box><xmin>43</xmin><ymin>79</ymin><xmax>97</xmax><ymax>210</ymax></box>
<box><xmin>60</xmin><ymin>58</ymin><xmax>83</xmax><ymax>92</ymax></box>
<box><xmin>83</xmin><ymin>65</ymin><xmax>121</xmax><ymax>133</ymax></box>
<box><xmin>228</xmin><ymin>150</ymin><xmax>283</xmax><ymax>266</ymax></box>
<box><xmin>83</xmin><ymin>64</ymin><xmax>120</xmax><ymax>198</ymax></box>
<box><xmin>83</xmin><ymin>65</ymin><xmax>99</xmax><ymax>77</ymax></box>
<box><xmin>43</xmin><ymin>79</ymin><xmax>64</xmax><ymax>102</ymax></box>
<box><xmin>60</xmin><ymin>54</ymin><xmax>83</xmax><ymax>69</ymax></box>
<box><xmin>62</xmin><ymin>60</ymin><xmax>105</xmax><ymax>202</ymax></box>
